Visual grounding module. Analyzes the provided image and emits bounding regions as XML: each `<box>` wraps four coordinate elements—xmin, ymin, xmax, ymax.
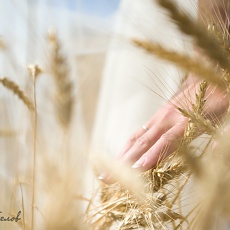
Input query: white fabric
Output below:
<box><xmin>90</xmin><ymin>0</ymin><xmax>197</xmax><ymax>157</ymax></box>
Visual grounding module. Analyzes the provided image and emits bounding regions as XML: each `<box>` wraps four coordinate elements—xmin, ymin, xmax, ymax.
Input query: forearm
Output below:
<box><xmin>198</xmin><ymin>0</ymin><xmax>230</xmax><ymax>28</ymax></box>
<box><xmin>173</xmin><ymin>0</ymin><xmax>230</xmax><ymax>98</ymax></box>
<box><xmin>184</xmin><ymin>1</ymin><xmax>229</xmax><ymax>82</ymax></box>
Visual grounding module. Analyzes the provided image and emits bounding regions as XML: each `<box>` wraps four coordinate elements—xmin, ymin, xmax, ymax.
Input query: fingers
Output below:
<box><xmin>132</xmin><ymin>119</ymin><xmax>187</xmax><ymax>171</ymax></box>
<box><xmin>117</xmin><ymin>126</ymin><xmax>150</xmax><ymax>159</ymax></box>
<box><xmin>117</xmin><ymin>106</ymin><xmax>177</xmax><ymax>160</ymax></box>
<box><xmin>120</xmin><ymin>123</ymin><xmax>171</xmax><ymax>165</ymax></box>
<box><xmin>99</xmin><ymin>118</ymin><xmax>186</xmax><ymax>183</ymax></box>
<box><xmin>98</xmin><ymin>173</ymin><xmax>115</xmax><ymax>184</ymax></box>
<box><xmin>99</xmin><ymin>121</ymin><xmax>172</xmax><ymax>183</ymax></box>
<box><xmin>99</xmin><ymin>105</ymin><xmax>187</xmax><ymax>184</ymax></box>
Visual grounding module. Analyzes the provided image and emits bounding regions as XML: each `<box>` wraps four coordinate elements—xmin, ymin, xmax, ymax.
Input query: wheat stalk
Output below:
<box><xmin>27</xmin><ymin>64</ymin><xmax>41</xmax><ymax>230</ymax></box>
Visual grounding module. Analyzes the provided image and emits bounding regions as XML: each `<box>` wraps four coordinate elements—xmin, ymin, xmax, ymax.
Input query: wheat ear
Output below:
<box><xmin>156</xmin><ymin>0</ymin><xmax>230</xmax><ymax>72</ymax></box>
<box><xmin>0</xmin><ymin>78</ymin><xmax>34</xmax><ymax>111</ymax></box>
<box><xmin>0</xmin><ymin>37</ymin><xmax>6</xmax><ymax>50</ymax></box>
<box><xmin>48</xmin><ymin>29</ymin><xmax>74</xmax><ymax>129</ymax></box>
<box><xmin>133</xmin><ymin>39</ymin><xmax>225</xmax><ymax>88</ymax></box>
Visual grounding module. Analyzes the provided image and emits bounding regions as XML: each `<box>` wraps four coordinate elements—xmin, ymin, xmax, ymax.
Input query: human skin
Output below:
<box><xmin>99</xmin><ymin>0</ymin><xmax>230</xmax><ymax>182</ymax></box>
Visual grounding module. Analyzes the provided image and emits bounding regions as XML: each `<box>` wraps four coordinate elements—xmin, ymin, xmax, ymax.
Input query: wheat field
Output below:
<box><xmin>0</xmin><ymin>0</ymin><xmax>230</xmax><ymax>230</ymax></box>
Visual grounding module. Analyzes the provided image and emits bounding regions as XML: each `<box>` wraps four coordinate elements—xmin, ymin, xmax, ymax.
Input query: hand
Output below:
<box><xmin>115</xmin><ymin>73</ymin><xmax>228</xmax><ymax>171</ymax></box>
<box><xmin>116</xmin><ymin>75</ymin><xmax>228</xmax><ymax>171</ymax></box>
<box><xmin>98</xmin><ymin>74</ymin><xmax>228</xmax><ymax>183</ymax></box>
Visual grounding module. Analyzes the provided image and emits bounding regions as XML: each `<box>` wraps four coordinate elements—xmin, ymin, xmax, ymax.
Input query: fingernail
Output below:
<box><xmin>132</xmin><ymin>157</ymin><xmax>147</xmax><ymax>168</ymax></box>
<box><xmin>98</xmin><ymin>173</ymin><xmax>114</xmax><ymax>184</ymax></box>
<box><xmin>98</xmin><ymin>172</ymin><xmax>108</xmax><ymax>181</ymax></box>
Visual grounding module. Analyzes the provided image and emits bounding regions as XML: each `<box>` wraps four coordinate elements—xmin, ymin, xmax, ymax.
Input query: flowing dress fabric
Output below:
<box><xmin>90</xmin><ymin>0</ymin><xmax>197</xmax><ymax>157</ymax></box>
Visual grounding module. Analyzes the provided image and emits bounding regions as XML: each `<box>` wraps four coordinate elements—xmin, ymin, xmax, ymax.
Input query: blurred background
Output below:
<box><xmin>0</xmin><ymin>1</ymin><xmax>198</xmax><ymax>229</ymax></box>
<box><xmin>0</xmin><ymin>0</ymin><xmax>121</xmax><ymax>144</ymax></box>
<box><xmin>0</xmin><ymin>0</ymin><xmax>120</xmax><ymax>61</ymax></box>
<box><xmin>0</xmin><ymin>1</ymin><xmax>122</xmax><ymax>229</ymax></box>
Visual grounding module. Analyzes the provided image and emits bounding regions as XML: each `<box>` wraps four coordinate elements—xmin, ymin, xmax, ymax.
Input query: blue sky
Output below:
<box><xmin>79</xmin><ymin>0</ymin><xmax>120</xmax><ymax>16</ymax></box>
<box><xmin>47</xmin><ymin>0</ymin><xmax>120</xmax><ymax>16</ymax></box>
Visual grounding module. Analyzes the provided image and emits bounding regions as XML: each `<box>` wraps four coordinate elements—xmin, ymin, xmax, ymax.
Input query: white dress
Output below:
<box><xmin>90</xmin><ymin>0</ymin><xmax>197</xmax><ymax>157</ymax></box>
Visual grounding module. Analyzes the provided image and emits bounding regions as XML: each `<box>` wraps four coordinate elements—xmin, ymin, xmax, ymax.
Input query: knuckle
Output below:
<box><xmin>156</xmin><ymin>117</ymin><xmax>172</xmax><ymax>130</ymax></box>
<box><xmin>177</xmin><ymin>116</ymin><xmax>188</xmax><ymax>125</ymax></box>
<box><xmin>135</xmin><ymin>136</ymin><xmax>149</xmax><ymax>148</ymax></box>
<box><xmin>161</xmin><ymin>132</ymin><xmax>175</xmax><ymax>143</ymax></box>
<box><xmin>127</xmin><ymin>134</ymin><xmax>137</xmax><ymax>144</ymax></box>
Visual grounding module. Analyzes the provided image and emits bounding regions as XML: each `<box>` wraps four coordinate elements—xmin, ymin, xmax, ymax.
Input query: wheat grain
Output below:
<box><xmin>27</xmin><ymin>65</ymin><xmax>42</xmax><ymax>79</ymax></box>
